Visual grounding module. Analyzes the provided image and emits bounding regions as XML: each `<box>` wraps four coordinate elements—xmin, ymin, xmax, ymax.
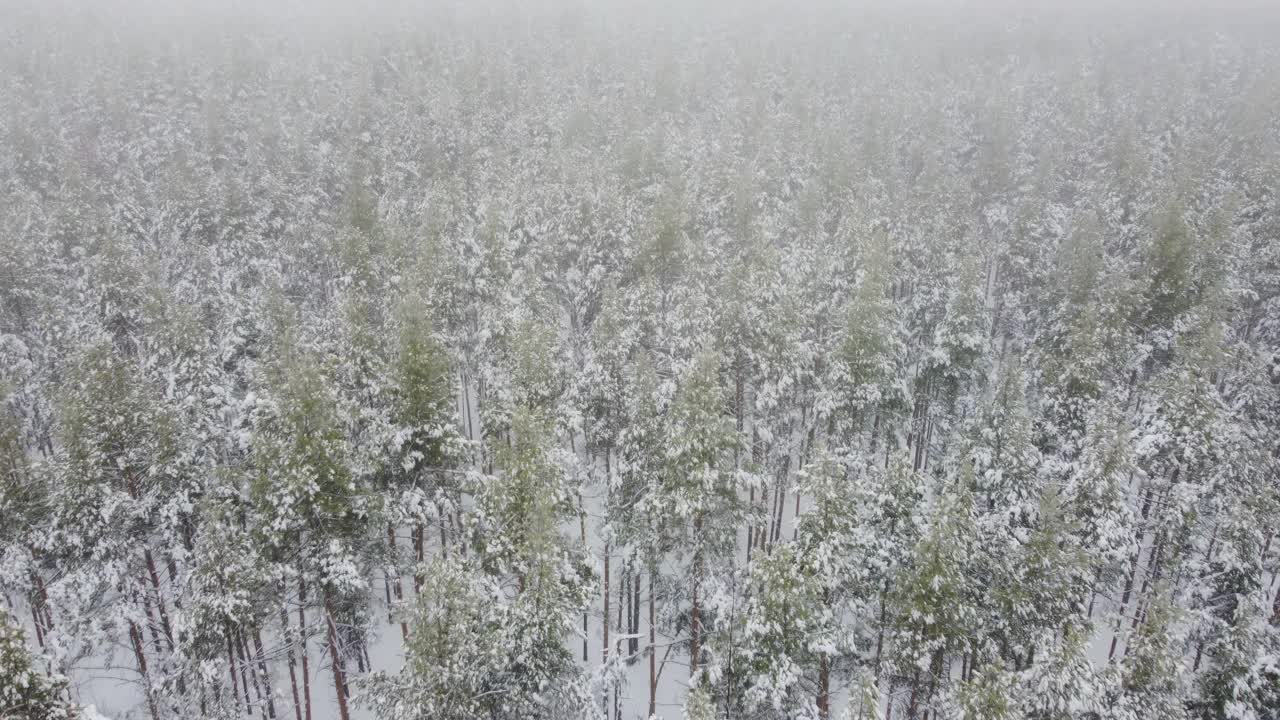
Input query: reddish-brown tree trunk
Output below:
<box><xmin>282</xmin><ymin>608</ymin><xmax>303</xmax><ymax>720</ymax></box>
<box><xmin>323</xmin><ymin>592</ymin><xmax>352</xmax><ymax>720</ymax></box>
<box><xmin>253</xmin><ymin>628</ymin><xmax>278</xmax><ymax>719</ymax></box>
<box><xmin>227</xmin><ymin>630</ymin><xmax>243</xmax><ymax>712</ymax></box>
<box><xmin>31</xmin><ymin>570</ymin><xmax>54</xmax><ymax>640</ymax></box>
<box><xmin>130</xmin><ymin>620</ymin><xmax>161</xmax><ymax>720</ymax></box>
<box><xmin>236</xmin><ymin>628</ymin><xmax>265</xmax><ymax>719</ymax></box>
<box><xmin>817</xmin><ymin>654</ymin><xmax>831</xmax><ymax>719</ymax></box>
<box><xmin>144</xmin><ymin>549</ymin><xmax>175</xmax><ymax>649</ymax></box>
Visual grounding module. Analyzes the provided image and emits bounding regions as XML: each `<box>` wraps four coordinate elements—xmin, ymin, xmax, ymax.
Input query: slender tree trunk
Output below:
<box><xmin>752</xmin><ymin>453</ymin><xmax>773</xmax><ymax>548</ymax></box>
<box><xmin>649</xmin><ymin>564</ymin><xmax>657</xmax><ymax>719</ymax></box>
<box><xmin>921</xmin><ymin>419</ymin><xmax>935</xmax><ymax>472</ymax></box>
<box><xmin>354</xmin><ymin>636</ymin><xmax>367</xmax><ymax>673</ymax></box>
<box><xmin>29</xmin><ymin>599</ymin><xmax>44</xmax><ymax>648</ymax></box>
<box><xmin>873</xmin><ymin>580</ymin><xmax>890</xmax><ymax>689</ymax></box>
<box><xmin>247</xmin><ymin>625</ymin><xmax>275</xmax><ymax>712</ymax></box>
<box><xmin>253</xmin><ymin>629</ymin><xmax>278</xmax><ymax>719</ymax></box>
<box><xmin>144</xmin><ymin>549</ymin><xmax>175</xmax><ymax>650</ymax></box>
<box><xmin>817</xmin><ymin>654</ymin><xmax>831</xmax><ymax>719</ymax></box>
<box><xmin>603</xmin><ymin>541</ymin><xmax>610</xmax><ymax>712</ymax></box>
<box><xmin>690</xmin><ymin>516</ymin><xmax>703</xmax><ymax>681</ymax></box>
<box><xmin>621</xmin><ymin>569</ymin><xmax>631</xmax><ymax>657</ymax></box>
<box><xmin>381</xmin><ymin>571</ymin><xmax>393</xmax><ymax>623</ymax></box>
<box><xmin>440</xmin><ymin>504</ymin><xmax>450</xmax><ymax>561</ymax></box>
<box><xmin>282</xmin><ymin>608</ymin><xmax>303</xmax><ymax>720</ymax></box>
<box><xmin>774</xmin><ymin>468</ymin><xmax>786</xmax><ymax>543</ymax></box>
<box><xmin>1129</xmin><ymin>529</ymin><xmax>1167</xmax><ymax>635</ymax></box>
<box><xmin>738</xmin><ymin>371</ymin><xmax>751</xmax><ymax>563</ymax></box>
<box><xmin>462</xmin><ymin>373</ymin><xmax>474</xmax><ymax>442</ymax></box>
<box><xmin>793</xmin><ymin>486</ymin><xmax>803</xmax><ymax>541</ymax></box>
<box><xmin>413</xmin><ymin>524</ymin><xmax>425</xmax><ymax>593</ymax></box>
<box><xmin>298</xmin><ymin>581</ymin><xmax>312</xmax><ymax>720</ymax></box>
<box><xmin>631</xmin><ymin>571</ymin><xmax>641</xmax><ymax>656</ymax></box>
<box><xmin>323</xmin><ymin>592</ymin><xmax>352</xmax><ymax>720</ymax></box>
<box><xmin>237</xmin><ymin>629</ymin><xmax>265</xmax><ymax>720</ymax></box>
<box><xmin>141</xmin><ymin>589</ymin><xmax>165</xmax><ymax>654</ymax></box>
<box><xmin>907</xmin><ymin>670</ymin><xmax>920</xmax><ymax>719</ymax></box>
<box><xmin>387</xmin><ymin>524</ymin><xmax>408</xmax><ymax>641</ymax></box>
<box><xmin>616</xmin><ymin>566</ymin><xmax>625</xmax><ymax>720</ymax></box>
<box><xmin>235</xmin><ymin>631</ymin><xmax>254</xmax><ymax>712</ymax></box>
<box><xmin>455</xmin><ymin>510</ymin><xmax>465</xmax><ymax>557</ymax></box>
<box><xmin>1110</xmin><ymin>479</ymin><xmax>1155</xmax><ymax>660</ymax></box>
<box><xmin>1270</xmin><ymin>582</ymin><xmax>1280</xmax><ymax>624</ymax></box>
<box><xmin>581</xmin><ymin>490</ymin><xmax>590</xmax><ymax>663</ymax></box>
<box><xmin>30</xmin><ymin>570</ymin><xmax>53</xmax><ymax>642</ymax></box>
<box><xmin>793</xmin><ymin>414</ymin><xmax>813</xmax><ymax>541</ymax></box>
<box><xmin>227</xmin><ymin>630</ymin><xmax>243</xmax><ymax>713</ymax></box>
<box><xmin>923</xmin><ymin>649</ymin><xmax>944</xmax><ymax>719</ymax></box>
<box><xmin>1086</xmin><ymin>566</ymin><xmax>1103</xmax><ymax>619</ymax></box>
<box><xmin>130</xmin><ymin>620</ymin><xmax>161</xmax><ymax>720</ymax></box>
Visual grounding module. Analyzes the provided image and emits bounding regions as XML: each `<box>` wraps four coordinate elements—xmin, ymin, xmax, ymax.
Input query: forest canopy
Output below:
<box><xmin>2</xmin><ymin>1</ymin><xmax>1280</xmax><ymax>719</ymax></box>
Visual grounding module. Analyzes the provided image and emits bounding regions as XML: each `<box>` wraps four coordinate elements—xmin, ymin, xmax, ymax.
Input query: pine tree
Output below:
<box><xmin>645</xmin><ymin>351</ymin><xmax>741</xmax><ymax>686</ymax></box>
<box><xmin>0</xmin><ymin>608</ymin><xmax>77</xmax><ymax>720</ymax></box>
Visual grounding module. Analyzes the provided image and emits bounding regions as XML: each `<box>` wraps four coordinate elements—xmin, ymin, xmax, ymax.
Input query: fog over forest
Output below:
<box><xmin>2</xmin><ymin>1</ymin><xmax>1280</xmax><ymax>719</ymax></box>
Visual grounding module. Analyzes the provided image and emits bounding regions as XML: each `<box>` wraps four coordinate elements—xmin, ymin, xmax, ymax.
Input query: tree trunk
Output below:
<box><xmin>581</xmin><ymin>490</ymin><xmax>590</xmax><ymax>663</ymax></box>
<box><xmin>282</xmin><ymin>608</ymin><xmax>303</xmax><ymax>720</ymax></box>
<box><xmin>603</xmin><ymin>541</ymin><xmax>610</xmax><ymax>712</ymax></box>
<box><xmin>227</xmin><ymin>630</ymin><xmax>243</xmax><ymax>713</ymax></box>
<box><xmin>1129</xmin><ymin>529</ymin><xmax>1167</xmax><ymax>634</ymax></box>
<box><xmin>873</xmin><ymin>580</ymin><xmax>890</xmax><ymax>688</ymax></box>
<box><xmin>907</xmin><ymin>670</ymin><xmax>920</xmax><ymax>719</ymax></box>
<box><xmin>631</xmin><ymin>571</ymin><xmax>641</xmax><ymax>656</ymax></box>
<box><xmin>381</xmin><ymin>571</ymin><xmax>393</xmax><ymax>623</ymax></box>
<box><xmin>323</xmin><ymin>591</ymin><xmax>352</xmax><ymax>720</ymax></box>
<box><xmin>298</xmin><ymin>581</ymin><xmax>313</xmax><ymax>720</ymax></box>
<box><xmin>387</xmin><ymin>524</ymin><xmax>408</xmax><ymax>641</ymax></box>
<box><xmin>30</xmin><ymin>570</ymin><xmax>53</xmax><ymax>643</ymax></box>
<box><xmin>439</xmin><ymin>504</ymin><xmax>450</xmax><ymax>561</ymax></box>
<box><xmin>768</xmin><ymin>468</ymin><xmax>778</xmax><ymax>540</ymax></box>
<box><xmin>237</xmin><ymin>628</ymin><xmax>266</xmax><ymax>720</ymax></box>
<box><xmin>817</xmin><ymin>654</ymin><xmax>831</xmax><ymax>719</ymax></box>
<box><xmin>253</xmin><ymin>628</ymin><xmax>278</xmax><ymax>719</ymax></box>
<box><xmin>1110</xmin><ymin>479</ymin><xmax>1154</xmax><ymax>660</ymax></box>
<box><xmin>130</xmin><ymin>620</ymin><xmax>161</xmax><ymax>720</ymax></box>
<box><xmin>649</xmin><ymin>564</ymin><xmax>658</xmax><ymax>719</ymax></box>
<box><xmin>616</xmin><ymin>567</ymin><xmax>626</xmax><ymax>720</ymax></box>
<box><xmin>144</xmin><ymin>549</ymin><xmax>175</xmax><ymax>650</ymax></box>
<box><xmin>690</xmin><ymin>517</ymin><xmax>703</xmax><ymax>681</ymax></box>
<box><xmin>141</xmin><ymin>589</ymin><xmax>165</xmax><ymax>654</ymax></box>
<box><xmin>413</xmin><ymin>524</ymin><xmax>425</xmax><ymax>594</ymax></box>
<box><xmin>28</xmin><ymin>593</ymin><xmax>44</xmax><ymax>649</ymax></box>
<box><xmin>235</xmin><ymin>633</ymin><xmax>255</xmax><ymax>713</ymax></box>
